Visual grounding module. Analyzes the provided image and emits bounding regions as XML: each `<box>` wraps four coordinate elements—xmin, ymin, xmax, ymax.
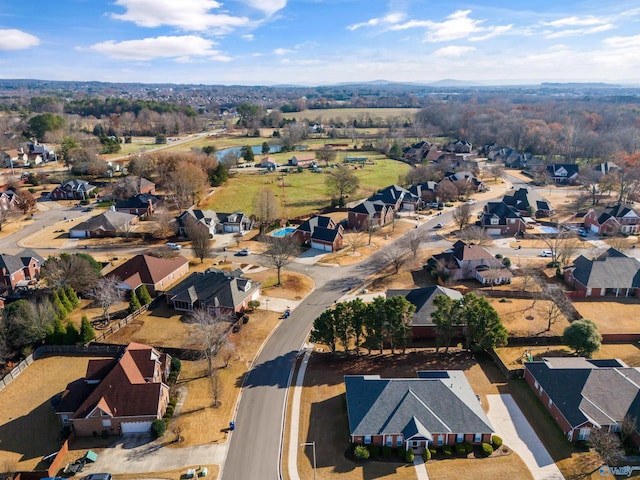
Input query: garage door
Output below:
<box><xmin>121</xmin><ymin>421</ymin><xmax>153</xmax><ymax>433</ymax></box>
<box><xmin>311</xmin><ymin>241</ymin><xmax>332</xmax><ymax>251</ymax></box>
<box><xmin>590</xmin><ymin>224</ymin><xmax>599</xmax><ymax>234</ymax></box>
<box><xmin>486</xmin><ymin>228</ymin><xmax>502</xmax><ymax>235</ymax></box>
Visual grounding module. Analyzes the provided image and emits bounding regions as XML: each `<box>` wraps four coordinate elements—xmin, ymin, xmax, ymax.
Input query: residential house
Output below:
<box><xmin>115</xmin><ymin>193</ymin><xmax>158</xmax><ymax>217</ymax></box>
<box><xmin>432</xmin><ymin>240</ymin><xmax>512</xmax><ymax>285</ymax></box>
<box><xmin>216</xmin><ymin>211</ymin><xmax>254</xmax><ymax>233</ymax></box>
<box><xmin>166</xmin><ymin>268</ymin><xmax>261</xmax><ymax>314</ymax></box>
<box><xmin>402</xmin><ymin>141</ymin><xmax>431</xmax><ymax>163</ymax></box>
<box><xmin>51</xmin><ymin>179</ymin><xmax>96</xmax><ymax>200</ymax></box>
<box><xmin>445</xmin><ymin>140</ymin><xmax>472</xmax><ymax>154</ymax></box>
<box><xmin>22</xmin><ymin>142</ymin><xmax>56</xmax><ymax>164</ymax></box>
<box><xmin>547</xmin><ymin>164</ymin><xmax>580</xmax><ymax>184</ymax></box>
<box><xmin>70</xmin><ymin>211</ymin><xmax>137</xmax><ymax>238</ymax></box>
<box><xmin>592</xmin><ymin>162</ymin><xmax>619</xmax><ymax>177</ymax></box>
<box><xmin>524</xmin><ymin>357</ymin><xmax>640</xmax><ymax>445</ymax></box>
<box><xmin>387</xmin><ymin>286</ymin><xmax>463</xmax><ymax>339</ymax></box>
<box><xmin>347</xmin><ymin>200</ymin><xmax>393</xmax><ymax>230</ymax></box>
<box><xmin>108</xmin><ymin>254</ymin><xmax>189</xmax><ymax>295</ymax></box>
<box><xmin>426</xmin><ymin>146</ymin><xmax>445</xmax><ymax>163</ymax></box>
<box><xmin>481</xmin><ymin>201</ymin><xmax>528</xmax><ymax>235</ymax></box>
<box><xmin>0</xmin><ymin>189</ymin><xmax>18</xmax><ymax>210</ymax></box>
<box><xmin>408</xmin><ymin>182</ymin><xmax>438</xmax><ymax>205</ymax></box>
<box><xmin>345</xmin><ymin>371</ymin><xmax>493</xmax><ymax>453</ymax></box>
<box><xmin>502</xmin><ymin>188</ymin><xmax>554</xmax><ymax>218</ymax></box>
<box><xmin>1</xmin><ymin>148</ymin><xmax>28</xmax><ymax>168</ymax></box>
<box><xmin>563</xmin><ymin>247</ymin><xmax>640</xmax><ymax>298</ymax></box>
<box><xmin>444</xmin><ymin>171</ymin><xmax>486</xmax><ymax>192</ymax></box>
<box><xmin>369</xmin><ymin>184</ymin><xmax>419</xmax><ymax>211</ymax></box>
<box><xmin>177</xmin><ymin>208</ymin><xmax>217</xmax><ymax>237</ymax></box>
<box><xmin>55</xmin><ymin>342</ymin><xmax>171</xmax><ymax>436</ymax></box>
<box><xmin>137</xmin><ymin>177</ymin><xmax>156</xmax><ymax>195</ymax></box>
<box><xmin>583</xmin><ymin>203</ymin><xmax>640</xmax><ymax>235</ymax></box>
<box><xmin>292</xmin><ymin>215</ymin><xmax>344</xmax><ymax>252</ymax></box>
<box><xmin>0</xmin><ymin>249</ymin><xmax>44</xmax><ymax>291</ymax></box>
<box><xmin>288</xmin><ymin>153</ymin><xmax>316</xmax><ymax>167</ymax></box>
<box><xmin>260</xmin><ymin>157</ymin><xmax>277</xmax><ymax>170</ymax></box>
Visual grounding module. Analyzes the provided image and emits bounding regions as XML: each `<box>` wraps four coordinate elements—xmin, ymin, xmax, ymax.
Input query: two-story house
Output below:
<box><xmin>583</xmin><ymin>203</ymin><xmax>640</xmax><ymax>235</ymax></box>
<box><xmin>292</xmin><ymin>215</ymin><xmax>344</xmax><ymax>252</ymax></box>
<box><xmin>431</xmin><ymin>240</ymin><xmax>512</xmax><ymax>285</ymax></box>
<box><xmin>480</xmin><ymin>201</ymin><xmax>528</xmax><ymax>236</ymax></box>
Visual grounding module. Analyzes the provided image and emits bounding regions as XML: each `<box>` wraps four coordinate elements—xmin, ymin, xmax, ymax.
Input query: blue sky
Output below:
<box><xmin>1</xmin><ymin>0</ymin><xmax>639</xmax><ymax>85</ymax></box>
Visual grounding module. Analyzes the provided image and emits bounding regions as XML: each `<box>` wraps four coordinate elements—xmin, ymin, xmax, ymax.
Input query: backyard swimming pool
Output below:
<box><xmin>271</xmin><ymin>227</ymin><xmax>296</xmax><ymax>237</ymax></box>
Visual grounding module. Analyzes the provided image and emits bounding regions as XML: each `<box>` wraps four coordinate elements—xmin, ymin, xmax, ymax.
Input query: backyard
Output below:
<box><xmin>573</xmin><ymin>297</ymin><xmax>640</xmax><ymax>334</ymax></box>
<box><xmin>488</xmin><ymin>298</ymin><xmax>571</xmax><ymax>337</ymax></box>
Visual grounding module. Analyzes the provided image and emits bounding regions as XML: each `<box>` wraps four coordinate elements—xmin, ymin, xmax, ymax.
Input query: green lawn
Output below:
<box><xmin>203</xmin><ymin>157</ymin><xmax>410</xmax><ymax>218</ymax></box>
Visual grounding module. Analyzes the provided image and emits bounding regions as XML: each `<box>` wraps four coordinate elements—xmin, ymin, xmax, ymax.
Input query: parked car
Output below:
<box><xmin>81</xmin><ymin>474</ymin><xmax>112</xmax><ymax>480</ymax></box>
<box><xmin>434</xmin><ymin>223</ymin><xmax>444</xmax><ymax>229</ymax></box>
<box><xmin>466</xmin><ymin>199</ymin><xmax>475</xmax><ymax>204</ymax></box>
<box><xmin>237</xmin><ymin>248</ymin><xmax>251</xmax><ymax>256</ymax></box>
<box><xmin>166</xmin><ymin>242</ymin><xmax>182</xmax><ymax>250</ymax></box>
<box><xmin>539</xmin><ymin>250</ymin><xmax>553</xmax><ymax>257</ymax></box>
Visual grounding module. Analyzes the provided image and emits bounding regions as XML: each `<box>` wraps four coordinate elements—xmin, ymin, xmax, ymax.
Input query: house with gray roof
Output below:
<box><xmin>292</xmin><ymin>215</ymin><xmax>344</xmax><ymax>252</ymax></box>
<box><xmin>368</xmin><ymin>184</ymin><xmax>417</xmax><ymax>211</ymax></box>
<box><xmin>70</xmin><ymin>211</ymin><xmax>137</xmax><ymax>238</ymax></box>
<box><xmin>177</xmin><ymin>208</ymin><xmax>218</xmax><ymax>237</ymax></box>
<box><xmin>481</xmin><ymin>201</ymin><xmax>528</xmax><ymax>236</ymax></box>
<box><xmin>347</xmin><ymin>199</ymin><xmax>393</xmax><ymax>230</ymax></box>
<box><xmin>502</xmin><ymin>188</ymin><xmax>554</xmax><ymax>218</ymax></box>
<box><xmin>345</xmin><ymin>371</ymin><xmax>493</xmax><ymax>453</ymax></box>
<box><xmin>546</xmin><ymin>164</ymin><xmax>580</xmax><ymax>184</ymax></box>
<box><xmin>563</xmin><ymin>247</ymin><xmax>640</xmax><ymax>298</ymax></box>
<box><xmin>0</xmin><ymin>249</ymin><xmax>44</xmax><ymax>291</ymax></box>
<box><xmin>216</xmin><ymin>211</ymin><xmax>254</xmax><ymax>233</ymax></box>
<box><xmin>166</xmin><ymin>268</ymin><xmax>260</xmax><ymax>315</ymax></box>
<box><xmin>432</xmin><ymin>240</ymin><xmax>512</xmax><ymax>286</ymax></box>
<box><xmin>583</xmin><ymin>203</ymin><xmax>640</xmax><ymax>235</ymax></box>
<box><xmin>51</xmin><ymin>179</ymin><xmax>96</xmax><ymax>200</ymax></box>
<box><xmin>386</xmin><ymin>286</ymin><xmax>463</xmax><ymax>339</ymax></box>
<box><xmin>524</xmin><ymin>357</ymin><xmax>640</xmax><ymax>444</ymax></box>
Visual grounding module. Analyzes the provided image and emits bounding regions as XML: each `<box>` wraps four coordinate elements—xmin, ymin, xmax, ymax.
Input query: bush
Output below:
<box><xmin>423</xmin><ymin>448</ymin><xmax>431</xmax><ymax>461</ymax></box>
<box><xmin>481</xmin><ymin>442</ymin><xmax>494</xmax><ymax>457</ymax></box>
<box><xmin>442</xmin><ymin>445</ymin><xmax>453</xmax><ymax>457</ymax></box>
<box><xmin>455</xmin><ymin>442</ymin><xmax>466</xmax><ymax>455</ymax></box>
<box><xmin>369</xmin><ymin>445</ymin><xmax>379</xmax><ymax>458</ymax></box>
<box><xmin>502</xmin><ymin>257</ymin><xmax>511</xmax><ymax>268</ymax></box>
<box><xmin>491</xmin><ymin>435</ymin><xmax>502</xmax><ymax>448</ymax></box>
<box><xmin>137</xmin><ymin>285</ymin><xmax>152</xmax><ymax>305</ymax></box>
<box><xmin>382</xmin><ymin>446</ymin><xmax>392</xmax><ymax>458</ymax></box>
<box><xmin>248</xmin><ymin>300</ymin><xmax>260</xmax><ymax>310</ymax></box>
<box><xmin>169</xmin><ymin>398</ymin><xmax>177</xmax><ymax>408</ymax></box>
<box><xmin>462</xmin><ymin>441</ymin><xmax>473</xmax><ymax>454</ymax></box>
<box><xmin>165</xmin><ymin>404</ymin><xmax>175</xmax><ymax>416</ymax></box>
<box><xmin>429</xmin><ymin>447</ymin><xmax>437</xmax><ymax>457</ymax></box>
<box><xmin>405</xmin><ymin>449</ymin><xmax>414</xmax><ymax>463</ymax></box>
<box><xmin>495</xmin><ymin>253</ymin><xmax>503</xmax><ymax>259</ymax></box>
<box><xmin>171</xmin><ymin>356</ymin><xmax>182</xmax><ymax>373</ymax></box>
<box><xmin>64</xmin><ymin>321</ymin><xmax>80</xmax><ymax>345</ymax></box>
<box><xmin>168</xmin><ymin>371</ymin><xmax>178</xmax><ymax>384</ymax></box>
<box><xmin>151</xmin><ymin>419</ymin><xmax>166</xmax><ymax>438</ymax></box>
<box><xmin>354</xmin><ymin>445</ymin><xmax>370</xmax><ymax>460</ymax></box>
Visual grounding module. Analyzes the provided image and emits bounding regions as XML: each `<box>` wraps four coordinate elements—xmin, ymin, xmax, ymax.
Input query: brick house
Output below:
<box><xmin>0</xmin><ymin>189</ymin><xmax>18</xmax><ymax>210</ymax></box>
<box><xmin>51</xmin><ymin>179</ymin><xmax>96</xmax><ymax>200</ymax></box>
<box><xmin>347</xmin><ymin>200</ymin><xmax>393</xmax><ymax>230</ymax></box>
<box><xmin>524</xmin><ymin>357</ymin><xmax>640</xmax><ymax>444</ymax></box>
<box><xmin>0</xmin><ymin>249</ymin><xmax>44</xmax><ymax>291</ymax></box>
<box><xmin>502</xmin><ymin>188</ymin><xmax>554</xmax><ymax>218</ymax></box>
<box><xmin>70</xmin><ymin>211</ymin><xmax>137</xmax><ymax>238</ymax></box>
<box><xmin>345</xmin><ymin>371</ymin><xmax>493</xmax><ymax>454</ymax></box>
<box><xmin>481</xmin><ymin>201</ymin><xmax>528</xmax><ymax>236</ymax></box>
<box><xmin>115</xmin><ymin>193</ymin><xmax>158</xmax><ymax>216</ymax></box>
<box><xmin>431</xmin><ymin>241</ymin><xmax>512</xmax><ymax>285</ymax></box>
<box><xmin>177</xmin><ymin>208</ymin><xmax>217</xmax><ymax>237</ymax></box>
<box><xmin>563</xmin><ymin>247</ymin><xmax>640</xmax><ymax>298</ymax></box>
<box><xmin>292</xmin><ymin>215</ymin><xmax>344</xmax><ymax>252</ymax></box>
<box><xmin>137</xmin><ymin>177</ymin><xmax>156</xmax><ymax>195</ymax></box>
<box><xmin>583</xmin><ymin>203</ymin><xmax>640</xmax><ymax>235</ymax></box>
<box><xmin>55</xmin><ymin>343</ymin><xmax>171</xmax><ymax>436</ymax></box>
<box><xmin>108</xmin><ymin>254</ymin><xmax>190</xmax><ymax>296</ymax></box>
<box><xmin>369</xmin><ymin>184</ymin><xmax>419</xmax><ymax>211</ymax></box>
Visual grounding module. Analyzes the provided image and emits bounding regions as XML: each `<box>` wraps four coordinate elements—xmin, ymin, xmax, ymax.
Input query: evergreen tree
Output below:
<box><xmin>52</xmin><ymin>291</ymin><xmax>68</xmax><ymax>320</ymax></box>
<box><xmin>137</xmin><ymin>285</ymin><xmax>152</xmax><ymax>305</ymax></box>
<box><xmin>47</xmin><ymin>317</ymin><xmax>66</xmax><ymax>344</ymax></box>
<box><xmin>65</xmin><ymin>285</ymin><xmax>80</xmax><ymax>308</ymax></box>
<box><xmin>461</xmin><ymin>293</ymin><xmax>508</xmax><ymax>351</ymax></box>
<box><xmin>79</xmin><ymin>315</ymin><xmax>96</xmax><ymax>343</ymax></box>
<box><xmin>309</xmin><ymin>310</ymin><xmax>338</xmax><ymax>353</ymax></box>
<box><xmin>64</xmin><ymin>321</ymin><xmax>80</xmax><ymax>345</ymax></box>
<box><xmin>129</xmin><ymin>290</ymin><xmax>142</xmax><ymax>313</ymax></box>
<box><xmin>58</xmin><ymin>288</ymin><xmax>74</xmax><ymax>313</ymax></box>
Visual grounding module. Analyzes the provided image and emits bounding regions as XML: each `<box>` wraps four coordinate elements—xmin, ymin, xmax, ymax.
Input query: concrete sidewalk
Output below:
<box><xmin>487</xmin><ymin>394</ymin><xmax>564</xmax><ymax>480</ymax></box>
<box><xmin>413</xmin><ymin>455</ymin><xmax>430</xmax><ymax>480</ymax></box>
<box><xmin>287</xmin><ymin>348</ymin><xmax>313</xmax><ymax>480</ymax></box>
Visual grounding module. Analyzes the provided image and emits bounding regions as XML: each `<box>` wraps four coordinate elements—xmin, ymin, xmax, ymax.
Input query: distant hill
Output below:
<box><xmin>428</xmin><ymin>79</ymin><xmax>485</xmax><ymax>87</ymax></box>
<box><xmin>540</xmin><ymin>82</ymin><xmax>622</xmax><ymax>88</ymax></box>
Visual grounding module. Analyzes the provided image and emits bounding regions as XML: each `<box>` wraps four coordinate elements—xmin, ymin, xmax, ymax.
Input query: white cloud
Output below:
<box><xmin>544</xmin><ymin>24</ymin><xmax>614</xmax><ymax>39</ymax></box>
<box><xmin>433</xmin><ymin>45</ymin><xmax>476</xmax><ymax>58</ymax></box>
<box><xmin>604</xmin><ymin>34</ymin><xmax>640</xmax><ymax>48</ymax></box>
<box><xmin>273</xmin><ymin>48</ymin><xmax>292</xmax><ymax>55</ymax></box>
<box><xmin>110</xmin><ymin>0</ymin><xmax>251</xmax><ymax>33</ymax></box>
<box><xmin>88</xmin><ymin>35</ymin><xmax>228</xmax><ymax>61</ymax></box>
<box><xmin>347</xmin><ymin>12</ymin><xmax>407</xmax><ymax>31</ymax></box>
<box><xmin>543</xmin><ymin>15</ymin><xmax>608</xmax><ymax>27</ymax></box>
<box><xmin>471</xmin><ymin>25</ymin><xmax>513</xmax><ymax>41</ymax></box>
<box><xmin>0</xmin><ymin>29</ymin><xmax>39</xmax><ymax>51</ymax></box>
<box><xmin>242</xmin><ymin>34</ymin><xmax>254</xmax><ymax>41</ymax></box>
<box><xmin>243</xmin><ymin>0</ymin><xmax>287</xmax><ymax>16</ymax></box>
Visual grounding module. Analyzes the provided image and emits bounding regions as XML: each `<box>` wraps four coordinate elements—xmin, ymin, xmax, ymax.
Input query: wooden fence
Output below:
<box><xmin>0</xmin><ymin>354</ymin><xmax>34</xmax><ymax>393</ymax></box>
<box><xmin>93</xmin><ymin>304</ymin><xmax>149</xmax><ymax>343</ymax></box>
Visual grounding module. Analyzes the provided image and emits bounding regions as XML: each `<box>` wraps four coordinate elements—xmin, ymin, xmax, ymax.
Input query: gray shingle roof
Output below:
<box><xmin>115</xmin><ymin>193</ymin><xmax>157</xmax><ymax>210</ymax></box>
<box><xmin>350</xmin><ymin>199</ymin><xmax>387</xmax><ymax>216</ymax></box>
<box><xmin>345</xmin><ymin>372</ymin><xmax>493</xmax><ymax>438</ymax></box>
<box><xmin>387</xmin><ymin>286</ymin><xmax>463</xmax><ymax>327</ymax></box>
<box><xmin>71</xmin><ymin>211</ymin><xmax>137</xmax><ymax>233</ymax></box>
<box><xmin>570</xmin><ymin>248</ymin><xmax>640</xmax><ymax>289</ymax></box>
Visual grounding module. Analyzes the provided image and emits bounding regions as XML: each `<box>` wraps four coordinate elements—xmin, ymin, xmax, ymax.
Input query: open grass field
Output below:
<box><xmin>282</xmin><ymin>108</ymin><xmax>420</xmax><ymax>123</ymax></box>
<box><xmin>572</xmin><ymin>297</ymin><xmax>640</xmax><ymax>333</ymax></box>
<box><xmin>204</xmin><ymin>158</ymin><xmax>410</xmax><ymax>218</ymax></box>
<box><xmin>488</xmin><ymin>298</ymin><xmax>571</xmax><ymax>337</ymax></box>
<box><xmin>0</xmin><ymin>356</ymin><xmax>111</xmax><ymax>473</ymax></box>
<box><xmin>244</xmin><ymin>271</ymin><xmax>314</xmax><ymax>301</ymax></box>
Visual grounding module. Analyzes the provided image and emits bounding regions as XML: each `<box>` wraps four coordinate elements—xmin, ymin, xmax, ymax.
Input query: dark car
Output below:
<box><xmin>81</xmin><ymin>474</ymin><xmax>112</xmax><ymax>480</ymax></box>
<box><xmin>236</xmin><ymin>248</ymin><xmax>251</xmax><ymax>256</ymax></box>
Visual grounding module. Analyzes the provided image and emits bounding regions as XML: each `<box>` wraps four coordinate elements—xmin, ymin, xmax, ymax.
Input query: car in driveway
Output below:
<box><xmin>434</xmin><ymin>223</ymin><xmax>444</xmax><ymax>229</ymax></box>
<box><xmin>465</xmin><ymin>199</ymin><xmax>475</xmax><ymax>204</ymax></box>
<box><xmin>81</xmin><ymin>474</ymin><xmax>112</xmax><ymax>480</ymax></box>
<box><xmin>166</xmin><ymin>242</ymin><xmax>182</xmax><ymax>250</ymax></box>
<box><xmin>236</xmin><ymin>248</ymin><xmax>251</xmax><ymax>256</ymax></box>
<box><xmin>539</xmin><ymin>250</ymin><xmax>553</xmax><ymax>257</ymax></box>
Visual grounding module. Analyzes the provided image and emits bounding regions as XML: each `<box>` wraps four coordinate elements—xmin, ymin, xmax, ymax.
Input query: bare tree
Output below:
<box><xmin>345</xmin><ymin>230</ymin><xmax>367</xmax><ymax>255</ymax></box>
<box><xmin>542</xmin><ymin>286</ymin><xmax>568</xmax><ymax>331</ymax></box>
<box><xmin>152</xmin><ymin>207</ymin><xmax>177</xmax><ymax>239</ymax></box>
<box><xmin>452</xmin><ymin>203</ymin><xmax>473</xmax><ymax>232</ymax></box>
<box><xmin>41</xmin><ymin>254</ymin><xmax>100</xmax><ymax>292</ymax></box>
<box><xmin>185</xmin><ymin>216</ymin><xmax>212</xmax><ymax>263</ymax></box>
<box><xmin>556</xmin><ymin>232</ymin><xmax>580</xmax><ymax>266</ymax></box>
<box><xmin>519</xmin><ymin>263</ymin><xmax>537</xmax><ymax>292</ymax></box>
<box><xmin>436</xmin><ymin>181</ymin><xmax>458</xmax><ymax>202</ymax></box>
<box><xmin>404</xmin><ymin>230</ymin><xmax>421</xmax><ymax>258</ymax></box>
<box><xmin>384</xmin><ymin>246</ymin><xmax>408</xmax><ymax>274</ymax></box>
<box><xmin>263</xmin><ymin>236</ymin><xmax>299</xmax><ymax>286</ymax></box>
<box><xmin>209</xmin><ymin>369</ymin><xmax>222</xmax><ymax>408</ymax></box>
<box><xmin>170</xmin><ymin>162</ymin><xmax>209</xmax><ymax>211</ymax></box>
<box><xmin>325</xmin><ymin>165</ymin><xmax>360</xmax><ymax>205</ymax></box>
<box><xmin>488</xmin><ymin>164</ymin><xmax>504</xmax><ymax>182</ymax></box>
<box><xmin>186</xmin><ymin>308</ymin><xmax>230</xmax><ymax>377</ymax></box>
<box><xmin>14</xmin><ymin>189</ymin><xmax>37</xmax><ymax>214</ymax></box>
<box><xmin>589</xmin><ymin>428</ymin><xmax>623</xmax><ymax>466</ymax></box>
<box><xmin>253</xmin><ymin>187</ymin><xmax>280</xmax><ymax>233</ymax></box>
<box><xmin>111</xmin><ymin>175</ymin><xmax>140</xmax><ymax>199</ymax></box>
<box><xmin>459</xmin><ymin>226</ymin><xmax>491</xmax><ymax>246</ymax></box>
<box><xmin>0</xmin><ymin>208</ymin><xmax>10</xmax><ymax>232</ymax></box>
<box><xmin>90</xmin><ymin>276</ymin><xmax>124</xmax><ymax>322</ymax></box>
<box><xmin>117</xmin><ymin>220</ymin><xmax>136</xmax><ymax>241</ymax></box>
<box><xmin>218</xmin><ymin>340</ymin><xmax>236</xmax><ymax>368</ymax></box>
<box><xmin>363</xmin><ymin>217</ymin><xmax>377</xmax><ymax>245</ymax></box>
<box><xmin>316</xmin><ymin>148</ymin><xmax>336</xmax><ymax>166</ymax></box>
<box><xmin>621</xmin><ymin>414</ymin><xmax>638</xmax><ymax>446</ymax></box>
<box><xmin>538</xmin><ymin>229</ymin><xmax>574</xmax><ymax>265</ymax></box>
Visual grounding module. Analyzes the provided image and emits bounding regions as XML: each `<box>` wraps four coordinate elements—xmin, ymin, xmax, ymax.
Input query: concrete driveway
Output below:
<box><xmin>487</xmin><ymin>394</ymin><xmax>564</xmax><ymax>480</ymax></box>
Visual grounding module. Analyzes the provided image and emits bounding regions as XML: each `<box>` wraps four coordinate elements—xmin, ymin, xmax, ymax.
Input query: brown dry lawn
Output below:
<box><xmin>488</xmin><ymin>298</ymin><xmax>571</xmax><ymax>337</ymax></box>
<box><xmin>427</xmin><ymin>454</ymin><xmax>533</xmax><ymax>480</ymax></box>
<box><xmin>573</xmin><ymin>297</ymin><xmax>640</xmax><ymax>333</ymax></box>
<box><xmin>0</xmin><ymin>356</ymin><xmax>111</xmax><ymax>472</ymax></box>
<box><xmin>508</xmin><ymin>238</ymin><xmax>592</xmax><ymax>249</ymax></box>
<box><xmin>292</xmin><ymin>350</ymin><xmax>532</xmax><ymax>480</ymax></box>
<box><xmin>112</xmin><ymin>464</ymin><xmax>219</xmax><ymax>480</ymax></box>
<box><xmin>366</xmin><ymin>257</ymin><xmax>438</xmax><ymax>293</ymax></box>
<box><xmin>245</xmin><ymin>270</ymin><xmax>315</xmax><ymax>300</ymax></box>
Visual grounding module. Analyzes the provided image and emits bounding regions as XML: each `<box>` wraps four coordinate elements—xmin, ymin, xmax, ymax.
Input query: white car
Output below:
<box><xmin>434</xmin><ymin>223</ymin><xmax>444</xmax><ymax>229</ymax></box>
<box><xmin>237</xmin><ymin>248</ymin><xmax>251</xmax><ymax>256</ymax></box>
<box><xmin>166</xmin><ymin>243</ymin><xmax>182</xmax><ymax>250</ymax></box>
<box><xmin>539</xmin><ymin>250</ymin><xmax>553</xmax><ymax>257</ymax></box>
<box><xmin>466</xmin><ymin>199</ymin><xmax>475</xmax><ymax>204</ymax></box>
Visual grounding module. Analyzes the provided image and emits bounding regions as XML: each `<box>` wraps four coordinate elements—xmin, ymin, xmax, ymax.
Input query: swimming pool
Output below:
<box><xmin>271</xmin><ymin>227</ymin><xmax>296</xmax><ymax>237</ymax></box>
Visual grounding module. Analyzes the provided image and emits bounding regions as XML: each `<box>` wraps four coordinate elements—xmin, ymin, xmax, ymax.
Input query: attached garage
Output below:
<box><xmin>311</xmin><ymin>241</ymin><xmax>332</xmax><ymax>252</ymax></box>
<box><xmin>486</xmin><ymin>228</ymin><xmax>502</xmax><ymax>235</ymax></box>
<box><xmin>121</xmin><ymin>421</ymin><xmax>153</xmax><ymax>434</ymax></box>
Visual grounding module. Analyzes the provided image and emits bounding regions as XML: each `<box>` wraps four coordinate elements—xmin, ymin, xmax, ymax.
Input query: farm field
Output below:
<box><xmin>282</xmin><ymin>107</ymin><xmax>420</xmax><ymax>123</ymax></box>
<box><xmin>204</xmin><ymin>157</ymin><xmax>410</xmax><ymax>218</ymax></box>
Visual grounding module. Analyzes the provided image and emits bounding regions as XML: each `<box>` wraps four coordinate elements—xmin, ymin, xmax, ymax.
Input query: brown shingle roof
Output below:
<box><xmin>108</xmin><ymin>254</ymin><xmax>188</xmax><ymax>289</ymax></box>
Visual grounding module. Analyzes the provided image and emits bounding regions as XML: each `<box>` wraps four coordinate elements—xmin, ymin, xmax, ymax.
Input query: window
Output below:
<box><xmin>386</xmin><ymin>437</ymin><xmax>393</xmax><ymax>447</ymax></box>
<box><xmin>102</xmin><ymin>419</ymin><xmax>111</xmax><ymax>428</ymax></box>
<box><xmin>474</xmin><ymin>433</ymin><xmax>482</xmax><ymax>443</ymax></box>
<box><xmin>548</xmin><ymin>398</ymin><xmax>553</xmax><ymax>408</ymax></box>
<box><xmin>364</xmin><ymin>435</ymin><xmax>371</xmax><ymax>444</ymax></box>
<box><xmin>534</xmin><ymin>380</ymin><xmax>539</xmax><ymax>389</ymax></box>
<box><xmin>456</xmin><ymin>433</ymin><xmax>463</xmax><ymax>443</ymax></box>
<box><xmin>491</xmin><ymin>218</ymin><xmax>499</xmax><ymax>225</ymax></box>
<box><xmin>396</xmin><ymin>437</ymin><xmax>403</xmax><ymax>447</ymax></box>
<box><xmin>578</xmin><ymin>428</ymin><xmax>591</xmax><ymax>441</ymax></box>
<box><xmin>61</xmin><ymin>414</ymin><xmax>69</xmax><ymax>424</ymax></box>
<box><xmin>437</xmin><ymin>436</ymin><xmax>444</xmax><ymax>446</ymax></box>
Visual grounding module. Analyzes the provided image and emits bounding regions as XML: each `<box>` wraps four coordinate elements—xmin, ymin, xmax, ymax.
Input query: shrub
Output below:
<box><xmin>491</xmin><ymin>435</ymin><xmax>503</xmax><ymax>448</ymax></box>
<box><xmin>455</xmin><ymin>442</ymin><xmax>466</xmax><ymax>455</ymax></box>
<box><xmin>151</xmin><ymin>419</ymin><xmax>166</xmax><ymax>438</ymax></box>
<box><xmin>369</xmin><ymin>445</ymin><xmax>379</xmax><ymax>458</ymax></box>
<box><xmin>137</xmin><ymin>285</ymin><xmax>152</xmax><ymax>305</ymax></box>
<box><xmin>248</xmin><ymin>300</ymin><xmax>260</xmax><ymax>310</ymax></box>
<box><xmin>171</xmin><ymin>357</ymin><xmax>182</xmax><ymax>373</ymax></box>
<box><xmin>442</xmin><ymin>445</ymin><xmax>453</xmax><ymax>457</ymax></box>
<box><xmin>502</xmin><ymin>257</ymin><xmax>511</xmax><ymax>268</ymax></box>
<box><xmin>481</xmin><ymin>442</ymin><xmax>494</xmax><ymax>457</ymax></box>
<box><xmin>429</xmin><ymin>447</ymin><xmax>437</xmax><ymax>457</ymax></box>
<box><xmin>462</xmin><ymin>441</ymin><xmax>473</xmax><ymax>454</ymax></box>
<box><xmin>169</xmin><ymin>398</ymin><xmax>177</xmax><ymax>408</ymax></box>
<box><xmin>382</xmin><ymin>446</ymin><xmax>392</xmax><ymax>458</ymax></box>
<box><xmin>64</xmin><ymin>321</ymin><xmax>80</xmax><ymax>345</ymax></box>
<box><xmin>423</xmin><ymin>449</ymin><xmax>431</xmax><ymax>461</ymax></box>
<box><xmin>165</xmin><ymin>404</ymin><xmax>175</xmax><ymax>416</ymax></box>
<box><xmin>354</xmin><ymin>445</ymin><xmax>370</xmax><ymax>460</ymax></box>
<box><xmin>128</xmin><ymin>290</ymin><xmax>142</xmax><ymax>313</ymax></box>
<box><xmin>495</xmin><ymin>253</ymin><xmax>503</xmax><ymax>259</ymax></box>
<box><xmin>405</xmin><ymin>450</ymin><xmax>414</xmax><ymax>463</ymax></box>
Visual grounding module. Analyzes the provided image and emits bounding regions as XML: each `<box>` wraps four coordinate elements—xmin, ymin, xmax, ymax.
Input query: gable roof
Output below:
<box><xmin>482</xmin><ymin>201</ymin><xmax>525</xmax><ymax>226</ymax></box>
<box><xmin>525</xmin><ymin>358</ymin><xmax>640</xmax><ymax>430</ymax></box>
<box><xmin>58</xmin><ymin>178</ymin><xmax>95</xmax><ymax>192</ymax></box>
<box><xmin>72</xmin><ymin>211</ymin><xmax>136</xmax><ymax>233</ymax></box>
<box><xmin>0</xmin><ymin>249</ymin><xmax>44</xmax><ymax>275</ymax></box>
<box><xmin>387</xmin><ymin>286</ymin><xmax>463</xmax><ymax>327</ymax></box>
<box><xmin>568</xmin><ymin>248</ymin><xmax>640</xmax><ymax>289</ymax></box>
<box><xmin>296</xmin><ymin>215</ymin><xmax>334</xmax><ymax>233</ymax></box>
<box><xmin>593</xmin><ymin>203</ymin><xmax>640</xmax><ymax>225</ymax></box>
<box><xmin>345</xmin><ymin>372</ymin><xmax>493</xmax><ymax>438</ymax></box>
<box><xmin>350</xmin><ymin>199</ymin><xmax>388</xmax><ymax>216</ymax></box>
<box><xmin>108</xmin><ymin>254</ymin><xmax>189</xmax><ymax>290</ymax></box>
<box><xmin>115</xmin><ymin>193</ymin><xmax>158</xmax><ymax>210</ymax></box>
<box><xmin>178</xmin><ymin>208</ymin><xmax>217</xmax><ymax>229</ymax></box>
<box><xmin>311</xmin><ymin>226</ymin><xmax>341</xmax><ymax>243</ymax></box>
<box><xmin>451</xmin><ymin>240</ymin><xmax>495</xmax><ymax>261</ymax></box>
<box><xmin>547</xmin><ymin>164</ymin><xmax>579</xmax><ymax>178</ymax></box>
<box><xmin>408</xmin><ymin>182</ymin><xmax>438</xmax><ymax>199</ymax></box>
<box><xmin>369</xmin><ymin>184</ymin><xmax>409</xmax><ymax>206</ymax></box>
<box><xmin>167</xmin><ymin>268</ymin><xmax>259</xmax><ymax>309</ymax></box>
